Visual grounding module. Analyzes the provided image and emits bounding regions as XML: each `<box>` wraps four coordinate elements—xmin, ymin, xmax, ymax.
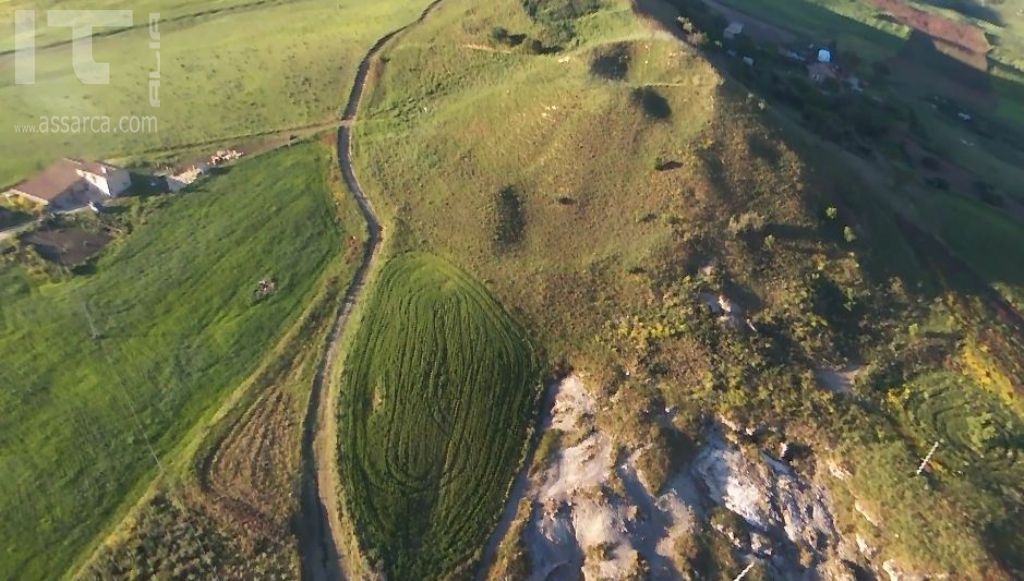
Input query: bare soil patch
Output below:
<box><xmin>870</xmin><ymin>0</ymin><xmax>990</xmax><ymax>57</ymax></box>
<box><xmin>21</xmin><ymin>228</ymin><xmax>110</xmax><ymax>266</ymax></box>
<box><xmin>203</xmin><ymin>388</ymin><xmax>299</xmax><ymax>543</ymax></box>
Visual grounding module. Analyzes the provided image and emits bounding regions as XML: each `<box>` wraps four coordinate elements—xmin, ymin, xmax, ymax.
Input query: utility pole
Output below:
<box><xmin>734</xmin><ymin>562</ymin><xmax>756</xmax><ymax>581</ymax></box>
<box><xmin>81</xmin><ymin>300</ymin><xmax>100</xmax><ymax>340</ymax></box>
<box><xmin>916</xmin><ymin>441</ymin><xmax>941</xmax><ymax>476</ymax></box>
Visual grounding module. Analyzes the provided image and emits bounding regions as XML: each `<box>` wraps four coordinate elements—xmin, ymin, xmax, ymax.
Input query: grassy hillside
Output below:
<box><xmin>0</xmin><ymin>0</ymin><xmax>432</xmax><ymax>186</ymax></box>
<box><xmin>351</xmin><ymin>0</ymin><xmax>1023</xmax><ymax>575</ymax></box>
<box><xmin>338</xmin><ymin>253</ymin><xmax>539</xmax><ymax>579</ymax></box>
<box><xmin>355</xmin><ymin>0</ymin><xmax>721</xmax><ymax>353</ymax></box>
<box><xmin>0</xmin><ymin>142</ymin><xmax>347</xmax><ymax>579</ymax></box>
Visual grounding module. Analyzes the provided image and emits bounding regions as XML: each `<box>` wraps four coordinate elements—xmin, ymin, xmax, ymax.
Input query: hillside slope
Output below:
<box><xmin>352</xmin><ymin>0</ymin><xmax>1024</xmax><ymax>577</ymax></box>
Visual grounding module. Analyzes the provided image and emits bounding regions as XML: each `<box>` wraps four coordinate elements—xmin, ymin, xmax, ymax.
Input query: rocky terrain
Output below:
<box><xmin>487</xmin><ymin>375</ymin><xmax>926</xmax><ymax>580</ymax></box>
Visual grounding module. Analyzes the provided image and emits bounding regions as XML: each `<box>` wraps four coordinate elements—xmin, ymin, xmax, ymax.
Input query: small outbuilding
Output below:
<box><xmin>817</xmin><ymin>48</ymin><xmax>832</xmax><ymax>63</ymax></box>
<box><xmin>724</xmin><ymin>22</ymin><xmax>745</xmax><ymax>40</ymax></box>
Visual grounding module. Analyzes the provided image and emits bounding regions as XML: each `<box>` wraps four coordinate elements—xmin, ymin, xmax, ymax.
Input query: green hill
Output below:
<box><xmin>351</xmin><ymin>0</ymin><xmax>1024</xmax><ymax>576</ymax></box>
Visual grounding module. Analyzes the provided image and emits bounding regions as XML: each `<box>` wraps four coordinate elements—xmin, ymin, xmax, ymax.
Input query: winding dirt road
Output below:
<box><xmin>296</xmin><ymin>2</ymin><xmax>443</xmax><ymax>579</ymax></box>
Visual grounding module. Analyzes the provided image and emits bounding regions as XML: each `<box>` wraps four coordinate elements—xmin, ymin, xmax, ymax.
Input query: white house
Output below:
<box><xmin>6</xmin><ymin>159</ymin><xmax>131</xmax><ymax>209</ymax></box>
<box><xmin>75</xmin><ymin>161</ymin><xmax>131</xmax><ymax>197</ymax></box>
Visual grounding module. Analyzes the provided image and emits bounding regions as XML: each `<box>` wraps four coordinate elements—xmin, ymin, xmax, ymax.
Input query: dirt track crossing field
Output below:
<box><xmin>295</xmin><ymin>2</ymin><xmax>446</xmax><ymax>579</ymax></box>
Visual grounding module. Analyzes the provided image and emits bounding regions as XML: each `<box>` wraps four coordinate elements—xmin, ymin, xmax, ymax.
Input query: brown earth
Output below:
<box><xmin>870</xmin><ymin>0</ymin><xmax>990</xmax><ymax>58</ymax></box>
<box><xmin>202</xmin><ymin>388</ymin><xmax>300</xmax><ymax>547</ymax></box>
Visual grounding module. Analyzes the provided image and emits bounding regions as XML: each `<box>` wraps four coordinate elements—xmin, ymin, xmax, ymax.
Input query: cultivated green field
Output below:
<box><xmin>338</xmin><ymin>253</ymin><xmax>539</xmax><ymax>579</ymax></box>
<box><xmin>0</xmin><ymin>142</ymin><xmax>346</xmax><ymax>578</ymax></box>
<box><xmin>893</xmin><ymin>372</ymin><xmax>1022</xmax><ymax>489</ymax></box>
<box><xmin>0</xmin><ymin>0</ymin><xmax>432</xmax><ymax>186</ymax></box>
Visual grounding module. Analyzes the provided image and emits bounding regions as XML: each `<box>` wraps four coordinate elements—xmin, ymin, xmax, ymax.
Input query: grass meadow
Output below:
<box><xmin>338</xmin><ymin>253</ymin><xmax>540</xmax><ymax>578</ymax></box>
<box><xmin>0</xmin><ymin>141</ymin><xmax>348</xmax><ymax>578</ymax></box>
<box><xmin>354</xmin><ymin>0</ymin><xmax>731</xmax><ymax>353</ymax></box>
<box><xmin>0</xmin><ymin>0</ymin><xmax>432</xmax><ymax>187</ymax></box>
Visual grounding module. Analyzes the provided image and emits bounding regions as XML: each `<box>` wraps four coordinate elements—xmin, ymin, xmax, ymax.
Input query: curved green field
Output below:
<box><xmin>897</xmin><ymin>372</ymin><xmax>1023</xmax><ymax>491</ymax></box>
<box><xmin>339</xmin><ymin>253</ymin><xmax>539</xmax><ymax>579</ymax></box>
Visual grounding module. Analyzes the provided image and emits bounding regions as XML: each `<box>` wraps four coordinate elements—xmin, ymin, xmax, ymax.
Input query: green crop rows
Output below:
<box><xmin>338</xmin><ymin>253</ymin><xmax>539</xmax><ymax>579</ymax></box>
<box><xmin>895</xmin><ymin>372</ymin><xmax>1023</xmax><ymax>493</ymax></box>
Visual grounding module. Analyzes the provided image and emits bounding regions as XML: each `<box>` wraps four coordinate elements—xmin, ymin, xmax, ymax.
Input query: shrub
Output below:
<box><xmin>843</xmin><ymin>226</ymin><xmax>857</xmax><ymax>243</ymax></box>
<box><xmin>631</xmin><ymin>87</ymin><xmax>672</xmax><ymax>120</ymax></box>
<box><xmin>727</xmin><ymin>211</ymin><xmax>766</xmax><ymax>237</ymax></box>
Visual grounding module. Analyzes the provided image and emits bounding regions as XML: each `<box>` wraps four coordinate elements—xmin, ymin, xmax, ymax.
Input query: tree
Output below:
<box><xmin>843</xmin><ymin>226</ymin><xmax>857</xmax><ymax>243</ymax></box>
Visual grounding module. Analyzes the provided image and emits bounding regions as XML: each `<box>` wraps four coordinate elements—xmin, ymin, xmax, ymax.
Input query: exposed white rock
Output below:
<box><xmin>855</xmin><ymin>500</ymin><xmax>882</xmax><ymax>528</ymax></box>
<box><xmin>828</xmin><ymin>458</ymin><xmax>853</xmax><ymax>481</ymax></box>
<box><xmin>520</xmin><ymin>376</ymin><xmax>701</xmax><ymax>580</ymax></box>
<box><xmin>856</xmin><ymin>534</ymin><xmax>879</xmax><ymax>559</ymax></box>
<box><xmin>883</xmin><ymin>559</ymin><xmax>928</xmax><ymax>581</ymax></box>
<box><xmin>692</xmin><ymin>430</ymin><xmax>839</xmax><ymax>556</ymax></box>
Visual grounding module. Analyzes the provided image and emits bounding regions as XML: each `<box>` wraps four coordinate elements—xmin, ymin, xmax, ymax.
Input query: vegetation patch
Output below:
<box><xmin>81</xmin><ymin>492</ymin><xmax>294</xmax><ymax>580</ymax></box>
<box><xmin>888</xmin><ymin>372</ymin><xmax>1023</xmax><ymax>489</ymax></box>
<box><xmin>522</xmin><ymin>0</ymin><xmax>602</xmax><ymax>23</ymax></box>
<box><xmin>339</xmin><ymin>253</ymin><xmax>540</xmax><ymax>579</ymax></box>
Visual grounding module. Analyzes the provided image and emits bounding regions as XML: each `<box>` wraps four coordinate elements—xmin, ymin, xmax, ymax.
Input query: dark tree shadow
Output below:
<box><xmin>632</xmin><ymin>87</ymin><xmax>672</xmax><ymax>120</ymax></box>
<box><xmin>590</xmin><ymin>43</ymin><xmax>631</xmax><ymax>80</ymax></box>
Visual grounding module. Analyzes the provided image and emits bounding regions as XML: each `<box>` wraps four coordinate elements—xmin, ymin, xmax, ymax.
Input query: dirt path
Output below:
<box><xmin>295</xmin><ymin>2</ymin><xmax>444</xmax><ymax>580</ymax></box>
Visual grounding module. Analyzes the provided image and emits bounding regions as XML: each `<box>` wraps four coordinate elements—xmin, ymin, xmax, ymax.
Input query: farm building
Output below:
<box><xmin>5</xmin><ymin>159</ymin><xmax>130</xmax><ymax>210</ymax></box>
<box><xmin>724</xmin><ymin>21</ymin><xmax>744</xmax><ymax>40</ymax></box>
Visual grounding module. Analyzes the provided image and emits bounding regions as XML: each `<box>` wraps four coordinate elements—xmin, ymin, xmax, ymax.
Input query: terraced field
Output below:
<box><xmin>338</xmin><ymin>253</ymin><xmax>540</xmax><ymax>579</ymax></box>
<box><xmin>893</xmin><ymin>372</ymin><xmax>1023</xmax><ymax>492</ymax></box>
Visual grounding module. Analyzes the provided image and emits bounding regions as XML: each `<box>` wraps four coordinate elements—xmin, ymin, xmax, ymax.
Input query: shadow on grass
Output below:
<box><xmin>631</xmin><ymin>86</ymin><xmax>672</xmax><ymax>120</ymax></box>
<box><xmin>639</xmin><ymin>0</ymin><xmax>1024</xmax><ymax>300</ymax></box>
<box><xmin>590</xmin><ymin>43</ymin><xmax>631</xmax><ymax>80</ymax></box>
